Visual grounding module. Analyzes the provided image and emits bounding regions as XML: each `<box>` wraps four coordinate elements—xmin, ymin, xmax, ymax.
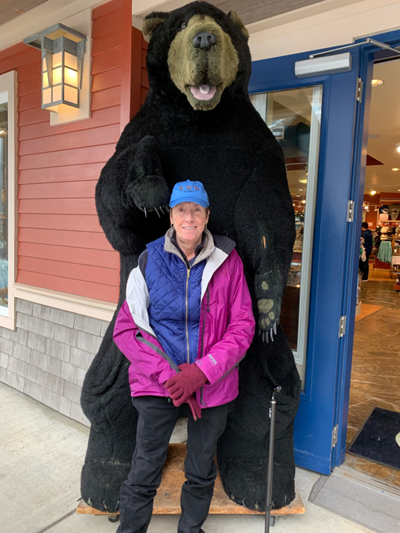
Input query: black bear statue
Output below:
<box><xmin>80</xmin><ymin>0</ymin><xmax>301</xmax><ymax>514</ymax></box>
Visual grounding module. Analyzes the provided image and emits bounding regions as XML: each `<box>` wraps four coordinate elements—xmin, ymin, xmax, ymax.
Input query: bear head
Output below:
<box><xmin>142</xmin><ymin>1</ymin><xmax>251</xmax><ymax>111</ymax></box>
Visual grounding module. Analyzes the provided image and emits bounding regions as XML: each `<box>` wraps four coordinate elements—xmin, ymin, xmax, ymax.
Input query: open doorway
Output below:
<box><xmin>346</xmin><ymin>57</ymin><xmax>400</xmax><ymax>485</ymax></box>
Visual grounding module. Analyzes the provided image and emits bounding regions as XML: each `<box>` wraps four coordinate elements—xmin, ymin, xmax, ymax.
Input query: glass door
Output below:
<box><xmin>251</xmin><ymin>86</ymin><xmax>322</xmax><ymax>387</ymax></box>
<box><xmin>249</xmin><ymin>48</ymin><xmax>361</xmax><ymax>473</ymax></box>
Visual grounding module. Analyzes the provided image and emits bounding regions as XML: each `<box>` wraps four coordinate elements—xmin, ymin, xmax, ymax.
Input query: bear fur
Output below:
<box><xmin>81</xmin><ymin>0</ymin><xmax>300</xmax><ymax>514</ymax></box>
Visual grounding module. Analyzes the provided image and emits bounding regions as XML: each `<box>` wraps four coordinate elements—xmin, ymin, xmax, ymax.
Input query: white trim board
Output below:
<box><xmin>13</xmin><ymin>283</ymin><xmax>116</xmax><ymax>322</ymax></box>
<box><xmin>0</xmin><ymin>71</ymin><xmax>17</xmax><ymax>331</ymax></box>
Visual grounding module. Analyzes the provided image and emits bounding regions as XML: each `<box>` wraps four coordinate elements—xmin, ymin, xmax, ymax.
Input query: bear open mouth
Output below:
<box><xmin>190</xmin><ymin>84</ymin><xmax>217</xmax><ymax>101</ymax></box>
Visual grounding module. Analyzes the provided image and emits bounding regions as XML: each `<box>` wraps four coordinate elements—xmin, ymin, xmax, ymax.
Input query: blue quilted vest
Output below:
<box><xmin>145</xmin><ymin>236</ymin><xmax>206</xmax><ymax>366</ymax></box>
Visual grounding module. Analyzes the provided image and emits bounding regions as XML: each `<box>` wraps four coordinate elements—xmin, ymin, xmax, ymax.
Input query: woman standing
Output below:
<box><xmin>113</xmin><ymin>180</ymin><xmax>255</xmax><ymax>533</ymax></box>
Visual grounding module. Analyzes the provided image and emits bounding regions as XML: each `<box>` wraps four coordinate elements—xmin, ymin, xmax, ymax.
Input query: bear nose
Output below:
<box><xmin>193</xmin><ymin>31</ymin><xmax>217</xmax><ymax>50</ymax></box>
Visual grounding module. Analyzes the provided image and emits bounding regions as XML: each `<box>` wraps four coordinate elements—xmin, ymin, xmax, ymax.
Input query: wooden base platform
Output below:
<box><xmin>77</xmin><ymin>443</ymin><xmax>305</xmax><ymax>519</ymax></box>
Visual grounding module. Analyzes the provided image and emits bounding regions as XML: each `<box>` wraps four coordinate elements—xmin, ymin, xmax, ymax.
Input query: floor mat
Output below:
<box><xmin>309</xmin><ymin>465</ymin><xmax>400</xmax><ymax>533</ymax></box>
<box><xmin>348</xmin><ymin>407</ymin><xmax>400</xmax><ymax>470</ymax></box>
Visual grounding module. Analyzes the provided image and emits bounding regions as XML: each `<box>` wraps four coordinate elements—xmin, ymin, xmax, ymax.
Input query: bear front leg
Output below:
<box><xmin>234</xmin><ymin>145</ymin><xmax>295</xmax><ymax>343</ymax></box>
<box><xmin>125</xmin><ymin>135</ymin><xmax>170</xmax><ymax>218</ymax></box>
<box><xmin>255</xmin><ymin>273</ymin><xmax>282</xmax><ymax>344</ymax></box>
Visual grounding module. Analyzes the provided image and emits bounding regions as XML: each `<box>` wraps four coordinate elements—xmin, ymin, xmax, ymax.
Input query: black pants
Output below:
<box><xmin>359</xmin><ymin>252</ymin><xmax>370</xmax><ymax>280</ymax></box>
<box><xmin>117</xmin><ymin>396</ymin><xmax>229</xmax><ymax>533</ymax></box>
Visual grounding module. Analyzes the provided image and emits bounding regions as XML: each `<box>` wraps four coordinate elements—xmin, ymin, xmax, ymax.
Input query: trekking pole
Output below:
<box><xmin>264</xmin><ymin>380</ymin><xmax>281</xmax><ymax>532</ymax></box>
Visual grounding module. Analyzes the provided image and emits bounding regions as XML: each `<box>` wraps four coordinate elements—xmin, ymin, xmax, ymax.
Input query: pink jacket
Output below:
<box><xmin>113</xmin><ymin>230</ymin><xmax>255</xmax><ymax>408</ymax></box>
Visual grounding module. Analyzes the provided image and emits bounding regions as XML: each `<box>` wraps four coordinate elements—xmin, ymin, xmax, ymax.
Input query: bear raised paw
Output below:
<box><xmin>80</xmin><ymin>0</ymin><xmax>300</xmax><ymax>513</ymax></box>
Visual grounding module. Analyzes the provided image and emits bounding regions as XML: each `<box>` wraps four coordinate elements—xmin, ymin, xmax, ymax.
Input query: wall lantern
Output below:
<box><xmin>23</xmin><ymin>23</ymin><xmax>87</xmax><ymax>113</ymax></box>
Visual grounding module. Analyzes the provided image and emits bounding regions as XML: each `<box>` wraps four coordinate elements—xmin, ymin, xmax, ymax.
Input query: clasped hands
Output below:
<box><xmin>164</xmin><ymin>363</ymin><xmax>207</xmax><ymax>421</ymax></box>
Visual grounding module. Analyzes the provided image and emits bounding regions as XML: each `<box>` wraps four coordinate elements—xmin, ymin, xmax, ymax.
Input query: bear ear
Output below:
<box><xmin>228</xmin><ymin>10</ymin><xmax>249</xmax><ymax>40</ymax></box>
<box><xmin>142</xmin><ymin>12</ymin><xmax>169</xmax><ymax>43</ymax></box>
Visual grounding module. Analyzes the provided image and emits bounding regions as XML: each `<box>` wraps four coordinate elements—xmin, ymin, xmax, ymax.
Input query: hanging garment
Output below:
<box><xmin>377</xmin><ymin>241</ymin><xmax>392</xmax><ymax>263</ymax></box>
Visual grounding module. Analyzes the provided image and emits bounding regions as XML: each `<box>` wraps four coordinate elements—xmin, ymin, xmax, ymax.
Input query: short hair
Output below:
<box><xmin>362</xmin><ymin>222</ymin><xmax>369</xmax><ymax>229</ymax></box>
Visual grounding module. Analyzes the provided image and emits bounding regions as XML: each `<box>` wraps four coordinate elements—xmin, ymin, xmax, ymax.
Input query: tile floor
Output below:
<box><xmin>346</xmin><ymin>273</ymin><xmax>400</xmax><ymax>487</ymax></box>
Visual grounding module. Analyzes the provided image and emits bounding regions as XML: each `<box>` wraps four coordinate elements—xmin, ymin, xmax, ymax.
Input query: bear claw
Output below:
<box><xmin>140</xmin><ymin>205</ymin><xmax>169</xmax><ymax>218</ymax></box>
<box><xmin>260</xmin><ymin>322</ymin><xmax>277</xmax><ymax>343</ymax></box>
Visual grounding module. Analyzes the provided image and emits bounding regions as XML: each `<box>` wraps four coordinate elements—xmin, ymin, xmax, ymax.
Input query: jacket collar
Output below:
<box><xmin>165</xmin><ymin>227</ymin><xmax>217</xmax><ymax>267</ymax></box>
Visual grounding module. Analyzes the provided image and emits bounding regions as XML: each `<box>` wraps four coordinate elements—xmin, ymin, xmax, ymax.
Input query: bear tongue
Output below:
<box><xmin>190</xmin><ymin>85</ymin><xmax>217</xmax><ymax>101</ymax></box>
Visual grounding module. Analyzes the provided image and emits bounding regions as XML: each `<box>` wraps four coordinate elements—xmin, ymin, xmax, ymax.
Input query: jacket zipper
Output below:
<box><xmin>186</xmin><ymin>267</ymin><xmax>191</xmax><ymax>364</ymax></box>
<box><xmin>200</xmin><ymin>288</ymin><xmax>210</xmax><ymax>406</ymax></box>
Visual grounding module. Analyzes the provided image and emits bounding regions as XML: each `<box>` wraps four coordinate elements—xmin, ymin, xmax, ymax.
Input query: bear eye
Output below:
<box><xmin>181</xmin><ymin>22</ymin><xmax>187</xmax><ymax>29</ymax></box>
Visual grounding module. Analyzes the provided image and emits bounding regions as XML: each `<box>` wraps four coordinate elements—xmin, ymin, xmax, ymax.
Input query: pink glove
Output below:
<box><xmin>186</xmin><ymin>395</ymin><xmax>202</xmax><ymax>421</ymax></box>
<box><xmin>164</xmin><ymin>363</ymin><xmax>207</xmax><ymax>407</ymax></box>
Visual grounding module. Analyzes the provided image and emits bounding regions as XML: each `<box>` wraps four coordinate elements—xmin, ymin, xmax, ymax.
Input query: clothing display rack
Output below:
<box><xmin>373</xmin><ymin>223</ymin><xmax>400</xmax><ymax>275</ymax></box>
<box><xmin>391</xmin><ymin>240</ymin><xmax>400</xmax><ymax>280</ymax></box>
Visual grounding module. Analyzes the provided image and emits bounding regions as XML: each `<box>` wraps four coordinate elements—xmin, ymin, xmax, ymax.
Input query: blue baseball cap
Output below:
<box><xmin>170</xmin><ymin>180</ymin><xmax>210</xmax><ymax>209</ymax></box>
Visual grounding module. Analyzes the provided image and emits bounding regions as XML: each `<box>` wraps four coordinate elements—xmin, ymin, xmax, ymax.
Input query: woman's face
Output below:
<box><xmin>170</xmin><ymin>202</ymin><xmax>209</xmax><ymax>248</ymax></box>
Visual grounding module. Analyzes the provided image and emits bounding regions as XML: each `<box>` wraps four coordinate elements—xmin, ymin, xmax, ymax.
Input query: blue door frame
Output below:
<box><xmin>333</xmin><ymin>29</ymin><xmax>400</xmax><ymax>469</ymax></box>
<box><xmin>249</xmin><ymin>29</ymin><xmax>400</xmax><ymax>474</ymax></box>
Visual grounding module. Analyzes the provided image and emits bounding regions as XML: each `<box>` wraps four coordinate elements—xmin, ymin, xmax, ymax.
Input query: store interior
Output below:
<box><xmin>345</xmin><ymin>57</ymin><xmax>400</xmax><ymax>486</ymax></box>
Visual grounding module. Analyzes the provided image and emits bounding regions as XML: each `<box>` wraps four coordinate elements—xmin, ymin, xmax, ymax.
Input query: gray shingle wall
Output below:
<box><xmin>0</xmin><ymin>299</ymin><xmax>111</xmax><ymax>427</ymax></box>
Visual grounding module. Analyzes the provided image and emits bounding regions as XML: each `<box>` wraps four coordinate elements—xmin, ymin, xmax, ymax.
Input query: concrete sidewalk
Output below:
<box><xmin>0</xmin><ymin>383</ymin><xmax>374</xmax><ymax>533</ymax></box>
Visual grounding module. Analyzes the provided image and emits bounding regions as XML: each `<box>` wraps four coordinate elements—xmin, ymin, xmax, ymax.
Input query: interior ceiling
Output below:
<box><xmin>365</xmin><ymin>59</ymin><xmax>400</xmax><ymax>196</ymax></box>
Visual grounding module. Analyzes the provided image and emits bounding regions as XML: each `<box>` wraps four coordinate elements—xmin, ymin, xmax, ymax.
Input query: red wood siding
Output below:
<box><xmin>141</xmin><ymin>39</ymin><xmax>149</xmax><ymax>105</ymax></box>
<box><xmin>0</xmin><ymin>0</ymin><xmax>147</xmax><ymax>304</ymax></box>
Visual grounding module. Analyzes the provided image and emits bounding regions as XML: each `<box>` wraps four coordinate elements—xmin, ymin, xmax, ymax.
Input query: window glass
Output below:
<box><xmin>0</xmin><ymin>100</ymin><xmax>8</xmax><ymax>314</ymax></box>
<box><xmin>251</xmin><ymin>86</ymin><xmax>322</xmax><ymax>386</ymax></box>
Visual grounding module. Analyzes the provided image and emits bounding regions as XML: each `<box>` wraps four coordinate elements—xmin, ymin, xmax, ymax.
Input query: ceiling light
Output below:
<box><xmin>392</xmin><ymin>168</ymin><xmax>399</xmax><ymax>171</ymax></box>
<box><xmin>370</xmin><ymin>189</ymin><xmax>376</xmax><ymax>195</ymax></box>
<box><xmin>0</xmin><ymin>128</ymin><xmax>6</xmax><ymax>135</ymax></box>
<box><xmin>299</xmin><ymin>179</ymin><xmax>308</xmax><ymax>184</ymax></box>
<box><xmin>397</xmin><ymin>144</ymin><xmax>400</xmax><ymax>153</ymax></box>
<box><xmin>371</xmin><ymin>79</ymin><xmax>384</xmax><ymax>86</ymax></box>
<box><xmin>301</xmin><ymin>200</ymin><xmax>306</xmax><ymax>204</ymax></box>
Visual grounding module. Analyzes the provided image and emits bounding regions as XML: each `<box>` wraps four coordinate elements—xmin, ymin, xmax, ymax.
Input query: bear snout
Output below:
<box><xmin>193</xmin><ymin>31</ymin><xmax>217</xmax><ymax>51</ymax></box>
<box><xmin>167</xmin><ymin>14</ymin><xmax>239</xmax><ymax>111</ymax></box>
